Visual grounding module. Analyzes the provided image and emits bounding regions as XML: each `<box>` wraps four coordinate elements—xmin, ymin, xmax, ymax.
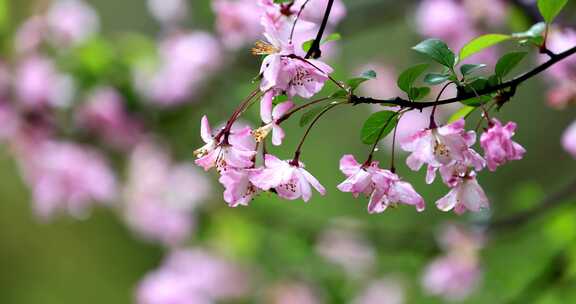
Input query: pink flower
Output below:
<box><xmin>124</xmin><ymin>144</ymin><xmax>210</xmax><ymax>246</ymax></box>
<box><xmin>46</xmin><ymin>0</ymin><xmax>99</xmax><ymax>47</ymax></box>
<box><xmin>337</xmin><ymin>155</ymin><xmax>425</xmax><ymax>213</ymax></box>
<box><xmin>212</xmin><ymin>0</ymin><xmax>263</xmax><ymax>49</ymax></box>
<box><xmin>562</xmin><ymin>121</ymin><xmax>576</xmax><ymax>158</ymax></box>
<box><xmin>76</xmin><ymin>87</ymin><xmax>143</xmax><ymax>149</ymax></box>
<box><xmin>422</xmin><ymin>224</ymin><xmax>484</xmax><ymax>301</ymax></box>
<box><xmin>218</xmin><ymin>168</ymin><xmax>260</xmax><ymax>207</ymax></box>
<box><xmin>253</xmin><ymin>91</ymin><xmax>293</xmax><ymax>145</ymax></box>
<box><xmin>401</xmin><ymin>119</ymin><xmax>485</xmax><ymax>184</ymax></box>
<box><xmin>422</xmin><ymin>256</ymin><xmax>481</xmax><ymax>301</ymax></box>
<box><xmin>17</xmin><ymin>141</ymin><xmax>117</xmax><ymax>219</ymax></box>
<box><xmin>194</xmin><ymin>115</ymin><xmax>257</xmax><ymax>172</ymax></box>
<box><xmin>137</xmin><ymin>249</ymin><xmax>249</xmax><ymax>304</ymax></box>
<box><xmin>250</xmin><ymin>154</ymin><xmax>325</xmax><ymax>202</ymax></box>
<box><xmin>256</xmin><ymin>30</ymin><xmax>333</xmax><ymax>98</ymax></box>
<box><xmin>480</xmin><ymin>119</ymin><xmax>526</xmax><ymax>171</ymax></box>
<box><xmin>435</xmin><ymin>173</ymin><xmax>489</xmax><ymax>214</ymax></box>
<box><xmin>292</xmin><ymin>0</ymin><xmax>347</xmax><ymax>26</ymax></box>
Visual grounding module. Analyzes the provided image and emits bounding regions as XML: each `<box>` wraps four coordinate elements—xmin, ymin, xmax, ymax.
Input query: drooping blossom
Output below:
<box><xmin>422</xmin><ymin>224</ymin><xmax>484</xmax><ymax>301</ymax></box>
<box><xmin>137</xmin><ymin>249</ymin><xmax>249</xmax><ymax>304</ymax></box>
<box><xmin>255</xmin><ymin>18</ymin><xmax>333</xmax><ymax>98</ymax></box>
<box><xmin>124</xmin><ymin>143</ymin><xmax>211</xmax><ymax>246</ymax></box>
<box><xmin>480</xmin><ymin>119</ymin><xmax>526</xmax><ymax>171</ymax></box>
<box><xmin>146</xmin><ymin>0</ymin><xmax>188</xmax><ymax>26</ymax></box>
<box><xmin>401</xmin><ymin>119</ymin><xmax>485</xmax><ymax>184</ymax></box>
<box><xmin>353</xmin><ymin>278</ymin><xmax>405</xmax><ymax>304</ymax></box>
<box><xmin>252</xmin><ymin>91</ymin><xmax>293</xmax><ymax>145</ymax></box>
<box><xmin>194</xmin><ymin>115</ymin><xmax>256</xmax><ymax>172</ymax></box>
<box><xmin>562</xmin><ymin>121</ymin><xmax>576</xmax><ymax>158</ymax></box>
<box><xmin>15</xmin><ymin>56</ymin><xmax>75</xmax><ymax>109</ymax></box>
<box><xmin>135</xmin><ymin>32</ymin><xmax>222</xmax><ymax>106</ymax></box>
<box><xmin>266</xmin><ymin>281</ymin><xmax>322</xmax><ymax>304</ymax></box>
<box><xmin>337</xmin><ymin>154</ymin><xmax>425</xmax><ymax>213</ymax></box>
<box><xmin>76</xmin><ymin>87</ymin><xmax>144</xmax><ymax>149</ymax></box>
<box><xmin>250</xmin><ymin>154</ymin><xmax>325</xmax><ymax>202</ymax></box>
<box><xmin>218</xmin><ymin>168</ymin><xmax>260</xmax><ymax>207</ymax></box>
<box><xmin>212</xmin><ymin>0</ymin><xmax>263</xmax><ymax>49</ymax></box>
<box><xmin>46</xmin><ymin>0</ymin><xmax>99</xmax><ymax>47</ymax></box>
<box><xmin>16</xmin><ymin>141</ymin><xmax>117</xmax><ymax>219</ymax></box>
<box><xmin>435</xmin><ymin>173</ymin><xmax>489</xmax><ymax>214</ymax></box>
<box><xmin>316</xmin><ymin>227</ymin><xmax>376</xmax><ymax>277</ymax></box>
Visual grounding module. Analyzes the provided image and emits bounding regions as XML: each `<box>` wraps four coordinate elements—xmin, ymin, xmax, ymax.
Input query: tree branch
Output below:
<box><xmin>350</xmin><ymin>45</ymin><xmax>576</xmax><ymax>110</ymax></box>
<box><xmin>304</xmin><ymin>0</ymin><xmax>334</xmax><ymax>59</ymax></box>
<box><xmin>489</xmin><ymin>177</ymin><xmax>576</xmax><ymax>230</ymax></box>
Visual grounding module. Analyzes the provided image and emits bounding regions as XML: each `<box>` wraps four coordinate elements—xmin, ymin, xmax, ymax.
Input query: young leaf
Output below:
<box><xmin>537</xmin><ymin>0</ymin><xmax>568</xmax><ymax>23</ymax></box>
<box><xmin>424</xmin><ymin>73</ymin><xmax>451</xmax><ymax>85</ymax></box>
<box><xmin>361</xmin><ymin>111</ymin><xmax>398</xmax><ymax>145</ymax></box>
<box><xmin>459</xmin><ymin>34</ymin><xmax>511</xmax><ymax>61</ymax></box>
<box><xmin>347</xmin><ymin>70</ymin><xmax>377</xmax><ymax>91</ymax></box>
<box><xmin>302</xmin><ymin>39</ymin><xmax>313</xmax><ymax>53</ymax></box>
<box><xmin>397</xmin><ymin>63</ymin><xmax>430</xmax><ymax>93</ymax></box>
<box><xmin>412</xmin><ymin>39</ymin><xmax>456</xmax><ymax>68</ymax></box>
<box><xmin>512</xmin><ymin>22</ymin><xmax>546</xmax><ymax>39</ymax></box>
<box><xmin>448</xmin><ymin>106</ymin><xmax>476</xmax><ymax>123</ymax></box>
<box><xmin>322</xmin><ymin>32</ymin><xmax>341</xmax><ymax>44</ymax></box>
<box><xmin>495</xmin><ymin>52</ymin><xmax>528</xmax><ymax>78</ymax></box>
<box><xmin>460</xmin><ymin>64</ymin><xmax>487</xmax><ymax>76</ymax></box>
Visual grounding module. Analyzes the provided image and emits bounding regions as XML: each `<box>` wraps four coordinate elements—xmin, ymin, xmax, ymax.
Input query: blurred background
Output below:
<box><xmin>0</xmin><ymin>0</ymin><xmax>575</xmax><ymax>303</ymax></box>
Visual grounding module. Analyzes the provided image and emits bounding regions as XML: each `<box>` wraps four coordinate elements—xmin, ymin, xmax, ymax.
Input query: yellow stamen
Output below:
<box><xmin>251</xmin><ymin>40</ymin><xmax>279</xmax><ymax>56</ymax></box>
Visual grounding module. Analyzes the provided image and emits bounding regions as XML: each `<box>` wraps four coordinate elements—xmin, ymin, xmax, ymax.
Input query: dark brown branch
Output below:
<box><xmin>304</xmin><ymin>0</ymin><xmax>334</xmax><ymax>59</ymax></box>
<box><xmin>490</xmin><ymin>177</ymin><xmax>576</xmax><ymax>230</ymax></box>
<box><xmin>351</xmin><ymin>45</ymin><xmax>576</xmax><ymax>110</ymax></box>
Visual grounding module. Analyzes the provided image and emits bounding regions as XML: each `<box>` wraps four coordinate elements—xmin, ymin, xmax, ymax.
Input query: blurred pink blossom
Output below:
<box><xmin>353</xmin><ymin>278</ymin><xmax>405</xmax><ymax>304</ymax></box>
<box><xmin>316</xmin><ymin>227</ymin><xmax>376</xmax><ymax>277</ymax></box>
<box><xmin>137</xmin><ymin>249</ymin><xmax>249</xmax><ymax>304</ymax></box>
<box><xmin>17</xmin><ymin>141</ymin><xmax>117</xmax><ymax>219</ymax></box>
<box><xmin>213</xmin><ymin>0</ymin><xmax>263</xmax><ymax>49</ymax></box>
<box><xmin>542</xmin><ymin>29</ymin><xmax>576</xmax><ymax>108</ymax></box>
<box><xmin>422</xmin><ymin>224</ymin><xmax>484</xmax><ymax>301</ymax></box>
<box><xmin>292</xmin><ymin>0</ymin><xmax>347</xmax><ymax>26</ymax></box>
<box><xmin>562</xmin><ymin>121</ymin><xmax>576</xmax><ymax>158</ymax></box>
<box><xmin>147</xmin><ymin>0</ymin><xmax>188</xmax><ymax>25</ymax></box>
<box><xmin>267</xmin><ymin>281</ymin><xmax>322</xmax><ymax>304</ymax></box>
<box><xmin>124</xmin><ymin>143</ymin><xmax>211</xmax><ymax>246</ymax></box>
<box><xmin>136</xmin><ymin>32</ymin><xmax>223</xmax><ymax>106</ymax></box>
<box><xmin>46</xmin><ymin>0</ymin><xmax>100</xmax><ymax>47</ymax></box>
<box><xmin>76</xmin><ymin>87</ymin><xmax>144</xmax><ymax>149</ymax></box>
<box><xmin>15</xmin><ymin>56</ymin><xmax>75</xmax><ymax>109</ymax></box>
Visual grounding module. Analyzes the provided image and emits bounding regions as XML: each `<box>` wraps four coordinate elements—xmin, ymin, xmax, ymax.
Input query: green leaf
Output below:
<box><xmin>322</xmin><ymin>32</ymin><xmax>341</xmax><ymax>44</ymax></box>
<box><xmin>302</xmin><ymin>39</ymin><xmax>313</xmax><ymax>53</ymax></box>
<box><xmin>459</xmin><ymin>34</ymin><xmax>511</xmax><ymax>61</ymax></box>
<box><xmin>361</xmin><ymin>111</ymin><xmax>399</xmax><ymax>144</ymax></box>
<box><xmin>330</xmin><ymin>89</ymin><xmax>348</xmax><ymax>98</ymax></box>
<box><xmin>397</xmin><ymin>63</ymin><xmax>429</xmax><ymax>93</ymax></box>
<box><xmin>412</xmin><ymin>39</ymin><xmax>456</xmax><ymax>68</ymax></box>
<box><xmin>272</xmin><ymin>94</ymin><xmax>289</xmax><ymax>105</ymax></box>
<box><xmin>495</xmin><ymin>52</ymin><xmax>528</xmax><ymax>78</ymax></box>
<box><xmin>461</xmin><ymin>95</ymin><xmax>492</xmax><ymax>106</ymax></box>
<box><xmin>347</xmin><ymin>70</ymin><xmax>377</xmax><ymax>91</ymax></box>
<box><xmin>448</xmin><ymin>106</ymin><xmax>476</xmax><ymax>123</ymax></box>
<box><xmin>460</xmin><ymin>64</ymin><xmax>487</xmax><ymax>76</ymax></box>
<box><xmin>409</xmin><ymin>87</ymin><xmax>431</xmax><ymax>100</ymax></box>
<box><xmin>538</xmin><ymin>0</ymin><xmax>568</xmax><ymax>23</ymax></box>
<box><xmin>424</xmin><ymin>73</ymin><xmax>451</xmax><ymax>85</ymax></box>
<box><xmin>299</xmin><ymin>105</ymin><xmax>326</xmax><ymax>127</ymax></box>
